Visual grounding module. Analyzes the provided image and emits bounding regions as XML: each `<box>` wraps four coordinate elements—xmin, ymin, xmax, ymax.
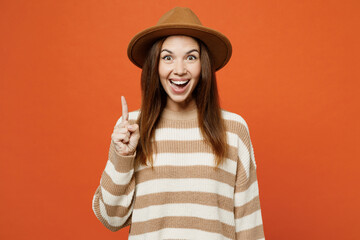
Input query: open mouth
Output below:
<box><xmin>169</xmin><ymin>79</ymin><xmax>190</xmax><ymax>88</ymax></box>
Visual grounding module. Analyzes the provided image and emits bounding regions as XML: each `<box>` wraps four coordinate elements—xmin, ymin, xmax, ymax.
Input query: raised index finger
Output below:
<box><xmin>121</xmin><ymin>96</ymin><xmax>129</xmax><ymax>122</ymax></box>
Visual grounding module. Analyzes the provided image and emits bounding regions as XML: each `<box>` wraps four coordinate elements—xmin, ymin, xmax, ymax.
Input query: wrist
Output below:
<box><xmin>116</xmin><ymin>149</ymin><xmax>136</xmax><ymax>157</ymax></box>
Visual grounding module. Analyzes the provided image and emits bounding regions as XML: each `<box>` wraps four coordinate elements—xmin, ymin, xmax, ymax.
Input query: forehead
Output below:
<box><xmin>161</xmin><ymin>35</ymin><xmax>199</xmax><ymax>49</ymax></box>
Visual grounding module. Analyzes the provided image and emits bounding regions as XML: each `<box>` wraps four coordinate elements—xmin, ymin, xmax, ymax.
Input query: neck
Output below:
<box><xmin>165</xmin><ymin>98</ymin><xmax>197</xmax><ymax>112</ymax></box>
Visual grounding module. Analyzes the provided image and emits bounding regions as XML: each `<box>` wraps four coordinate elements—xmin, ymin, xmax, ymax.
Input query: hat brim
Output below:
<box><xmin>127</xmin><ymin>24</ymin><xmax>232</xmax><ymax>71</ymax></box>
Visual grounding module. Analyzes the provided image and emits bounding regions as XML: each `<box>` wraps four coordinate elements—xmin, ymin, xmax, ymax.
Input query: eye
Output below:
<box><xmin>187</xmin><ymin>55</ymin><xmax>197</xmax><ymax>61</ymax></box>
<box><xmin>162</xmin><ymin>55</ymin><xmax>173</xmax><ymax>61</ymax></box>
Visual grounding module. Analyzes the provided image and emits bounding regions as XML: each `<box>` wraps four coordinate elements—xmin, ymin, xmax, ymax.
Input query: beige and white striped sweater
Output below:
<box><xmin>92</xmin><ymin>107</ymin><xmax>265</xmax><ymax>239</ymax></box>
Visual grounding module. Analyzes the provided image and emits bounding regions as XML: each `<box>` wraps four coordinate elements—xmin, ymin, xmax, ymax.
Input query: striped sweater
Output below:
<box><xmin>92</xmin><ymin>107</ymin><xmax>265</xmax><ymax>239</ymax></box>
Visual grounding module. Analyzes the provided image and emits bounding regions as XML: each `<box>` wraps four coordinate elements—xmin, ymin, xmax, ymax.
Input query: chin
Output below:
<box><xmin>169</xmin><ymin>96</ymin><xmax>188</xmax><ymax>103</ymax></box>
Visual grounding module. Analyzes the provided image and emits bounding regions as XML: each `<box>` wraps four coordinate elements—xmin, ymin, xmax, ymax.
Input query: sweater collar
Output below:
<box><xmin>161</xmin><ymin>106</ymin><xmax>198</xmax><ymax>120</ymax></box>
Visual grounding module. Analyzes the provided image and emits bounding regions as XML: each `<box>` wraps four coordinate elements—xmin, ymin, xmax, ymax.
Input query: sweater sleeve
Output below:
<box><xmin>92</xmin><ymin>138</ymin><xmax>136</xmax><ymax>231</ymax></box>
<box><xmin>234</xmin><ymin>125</ymin><xmax>265</xmax><ymax>239</ymax></box>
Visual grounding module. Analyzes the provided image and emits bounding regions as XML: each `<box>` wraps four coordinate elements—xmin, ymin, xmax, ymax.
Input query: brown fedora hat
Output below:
<box><xmin>127</xmin><ymin>7</ymin><xmax>232</xmax><ymax>71</ymax></box>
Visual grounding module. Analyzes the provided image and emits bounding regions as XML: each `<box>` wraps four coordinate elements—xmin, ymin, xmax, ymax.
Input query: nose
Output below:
<box><xmin>174</xmin><ymin>60</ymin><xmax>186</xmax><ymax>75</ymax></box>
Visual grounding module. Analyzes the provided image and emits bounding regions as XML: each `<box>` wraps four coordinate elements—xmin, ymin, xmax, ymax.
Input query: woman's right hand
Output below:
<box><xmin>111</xmin><ymin>96</ymin><xmax>140</xmax><ymax>156</ymax></box>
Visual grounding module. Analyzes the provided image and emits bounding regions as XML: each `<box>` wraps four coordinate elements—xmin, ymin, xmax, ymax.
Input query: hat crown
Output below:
<box><xmin>157</xmin><ymin>7</ymin><xmax>203</xmax><ymax>26</ymax></box>
<box><xmin>128</xmin><ymin>7</ymin><xmax>232</xmax><ymax>71</ymax></box>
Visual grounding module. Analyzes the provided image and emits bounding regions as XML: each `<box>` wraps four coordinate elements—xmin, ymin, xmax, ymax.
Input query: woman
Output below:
<box><xmin>92</xmin><ymin>7</ymin><xmax>265</xmax><ymax>240</ymax></box>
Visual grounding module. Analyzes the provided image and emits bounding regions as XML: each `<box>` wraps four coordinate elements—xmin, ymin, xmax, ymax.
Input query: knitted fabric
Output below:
<box><xmin>92</xmin><ymin>107</ymin><xmax>265</xmax><ymax>239</ymax></box>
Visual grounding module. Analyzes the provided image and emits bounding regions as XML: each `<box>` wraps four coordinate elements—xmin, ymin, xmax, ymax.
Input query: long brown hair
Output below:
<box><xmin>136</xmin><ymin>36</ymin><xmax>227</xmax><ymax>168</ymax></box>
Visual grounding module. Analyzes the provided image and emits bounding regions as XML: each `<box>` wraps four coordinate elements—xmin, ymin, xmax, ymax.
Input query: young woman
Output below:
<box><xmin>92</xmin><ymin>7</ymin><xmax>265</xmax><ymax>240</ymax></box>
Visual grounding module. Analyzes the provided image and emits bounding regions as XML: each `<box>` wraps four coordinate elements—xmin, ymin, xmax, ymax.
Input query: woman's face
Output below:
<box><xmin>159</xmin><ymin>35</ymin><xmax>201</xmax><ymax>111</ymax></box>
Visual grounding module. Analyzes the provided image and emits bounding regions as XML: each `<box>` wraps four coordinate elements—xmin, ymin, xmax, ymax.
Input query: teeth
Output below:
<box><xmin>170</xmin><ymin>80</ymin><xmax>189</xmax><ymax>85</ymax></box>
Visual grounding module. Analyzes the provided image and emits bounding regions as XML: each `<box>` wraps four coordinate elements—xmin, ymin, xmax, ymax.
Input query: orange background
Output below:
<box><xmin>1</xmin><ymin>0</ymin><xmax>359</xmax><ymax>239</ymax></box>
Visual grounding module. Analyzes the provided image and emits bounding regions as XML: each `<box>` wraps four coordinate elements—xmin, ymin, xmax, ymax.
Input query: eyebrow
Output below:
<box><xmin>160</xmin><ymin>49</ymin><xmax>199</xmax><ymax>54</ymax></box>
